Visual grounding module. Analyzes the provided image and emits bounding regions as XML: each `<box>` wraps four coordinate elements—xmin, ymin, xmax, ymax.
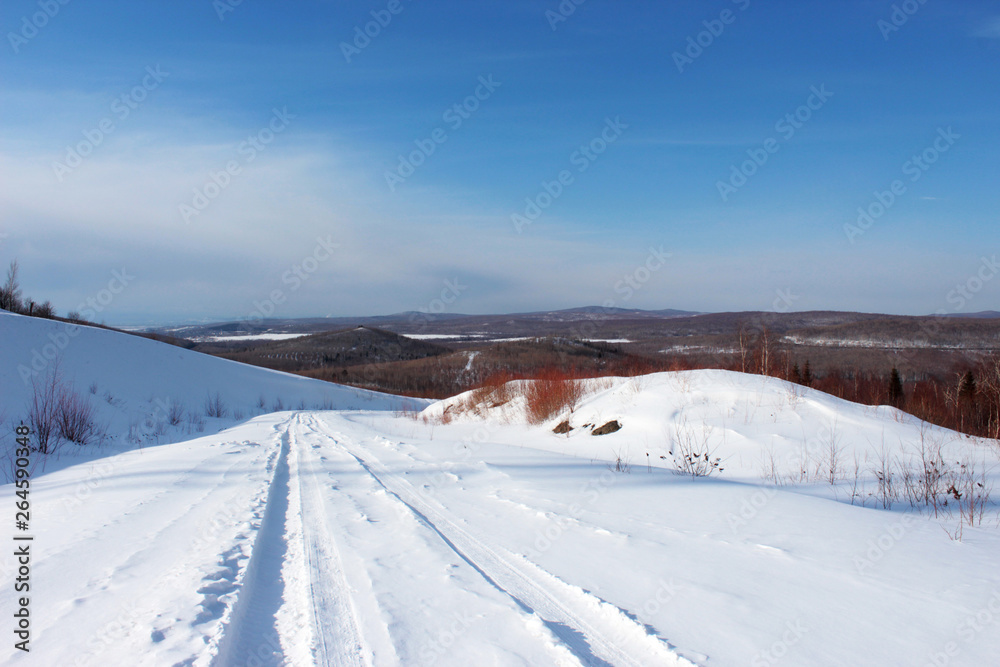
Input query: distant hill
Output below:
<box><xmin>208</xmin><ymin>326</ymin><xmax>451</xmax><ymax>373</ymax></box>
<box><xmin>152</xmin><ymin>307</ymin><xmax>702</xmax><ymax>341</ymax></box>
<box><xmin>941</xmin><ymin>311</ymin><xmax>1000</xmax><ymax>319</ymax></box>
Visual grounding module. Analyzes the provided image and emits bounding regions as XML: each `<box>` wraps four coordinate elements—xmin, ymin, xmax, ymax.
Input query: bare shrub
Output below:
<box><xmin>758</xmin><ymin>445</ymin><xmax>784</xmax><ymax>485</ymax></box>
<box><xmin>204</xmin><ymin>392</ymin><xmax>228</xmax><ymax>418</ymax></box>
<box><xmin>825</xmin><ymin>419</ymin><xmax>841</xmax><ymax>485</ymax></box>
<box><xmin>167</xmin><ymin>401</ymin><xmax>185</xmax><ymax>426</ymax></box>
<box><xmin>127</xmin><ymin>418</ymin><xmax>142</xmax><ymax>444</ymax></box>
<box><xmin>849</xmin><ymin>451</ymin><xmax>865</xmax><ymax>506</ymax></box>
<box><xmin>609</xmin><ymin>448</ymin><xmax>632</xmax><ymax>473</ymax></box>
<box><xmin>186</xmin><ymin>411</ymin><xmax>205</xmax><ymax>433</ymax></box>
<box><xmin>943</xmin><ymin>520</ymin><xmax>964</xmax><ymax>542</ymax></box>
<box><xmin>55</xmin><ymin>387</ymin><xmax>100</xmax><ymax>445</ymax></box>
<box><xmin>524</xmin><ymin>372</ymin><xmax>585</xmax><ymax>425</ymax></box>
<box><xmin>894</xmin><ymin>426</ymin><xmax>951</xmax><ymax>515</ymax></box>
<box><xmin>915</xmin><ymin>426</ymin><xmax>947</xmax><ymax>515</ymax></box>
<box><xmin>667</xmin><ymin>416</ymin><xmax>723</xmax><ymax>477</ymax></box>
<box><xmin>951</xmin><ymin>457</ymin><xmax>993</xmax><ymax>527</ymax></box>
<box><xmin>870</xmin><ymin>440</ymin><xmax>896</xmax><ymax>509</ymax></box>
<box><xmin>470</xmin><ymin>372</ymin><xmax>516</xmax><ymax>410</ymax></box>
<box><xmin>28</xmin><ymin>365</ymin><xmax>60</xmax><ymax>455</ymax></box>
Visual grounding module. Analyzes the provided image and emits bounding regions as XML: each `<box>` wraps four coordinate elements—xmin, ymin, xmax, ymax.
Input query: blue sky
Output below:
<box><xmin>1</xmin><ymin>0</ymin><xmax>998</xmax><ymax>324</ymax></box>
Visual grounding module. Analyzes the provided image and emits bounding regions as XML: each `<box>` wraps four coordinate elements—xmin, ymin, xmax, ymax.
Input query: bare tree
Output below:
<box><xmin>980</xmin><ymin>355</ymin><xmax>1000</xmax><ymax>438</ymax></box>
<box><xmin>35</xmin><ymin>300</ymin><xmax>55</xmax><ymax>318</ymax></box>
<box><xmin>737</xmin><ymin>321</ymin><xmax>751</xmax><ymax>373</ymax></box>
<box><xmin>0</xmin><ymin>260</ymin><xmax>22</xmax><ymax>313</ymax></box>
<box><xmin>756</xmin><ymin>324</ymin><xmax>774</xmax><ymax>377</ymax></box>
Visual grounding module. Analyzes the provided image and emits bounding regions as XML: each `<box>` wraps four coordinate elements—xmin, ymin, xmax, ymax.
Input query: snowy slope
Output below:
<box><xmin>2</xmin><ymin>312</ymin><xmax>1000</xmax><ymax>666</ymax></box>
<box><xmin>0</xmin><ymin>310</ymin><xmax>426</xmax><ymax>465</ymax></box>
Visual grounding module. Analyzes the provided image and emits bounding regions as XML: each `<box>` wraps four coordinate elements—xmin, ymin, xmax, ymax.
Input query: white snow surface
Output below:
<box><xmin>2</xmin><ymin>310</ymin><xmax>1000</xmax><ymax>666</ymax></box>
<box><xmin>200</xmin><ymin>333</ymin><xmax>310</xmax><ymax>342</ymax></box>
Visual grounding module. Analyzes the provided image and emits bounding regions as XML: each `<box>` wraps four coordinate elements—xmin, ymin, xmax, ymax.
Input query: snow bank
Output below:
<box><xmin>423</xmin><ymin>369</ymin><xmax>999</xmax><ymax>483</ymax></box>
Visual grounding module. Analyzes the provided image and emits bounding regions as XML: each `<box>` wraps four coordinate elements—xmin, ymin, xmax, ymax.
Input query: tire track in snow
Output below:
<box><xmin>283</xmin><ymin>413</ymin><xmax>372</xmax><ymax>667</ymax></box>
<box><xmin>311</xmin><ymin>417</ymin><xmax>697</xmax><ymax>667</ymax></box>
<box><xmin>211</xmin><ymin>429</ymin><xmax>291</xmax><ymax>666</ymax></box>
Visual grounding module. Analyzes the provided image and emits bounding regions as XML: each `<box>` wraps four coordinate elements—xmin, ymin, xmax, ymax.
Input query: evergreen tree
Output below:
<box><xmin>791</xmin><ymin>362</ymin><xmax>802</xmax><ymax>384</ymax></box>
<box><xmin>802</xmin><ymin>360</ymin><xmax>813</xmax><ymax>387</ymax></box>
<box><xmin>889</xmin><ymin>367</ymin><xmax>904</xmax><ymax>406</ymax></box>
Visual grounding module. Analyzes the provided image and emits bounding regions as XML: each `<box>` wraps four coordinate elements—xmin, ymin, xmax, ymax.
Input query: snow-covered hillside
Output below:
<box><xmin>2</xmin><ymin>312</ymin><xmax>999</xmax><ymax>666</ymax></box>
<box><xmin>0</xmin><ymin>310</ymin><xmax>424</xmax><ymax>469</ymax></box>
<box><xmin>424</xmin><ymin>370</ymin><xmax>999</xmax><ymax>489</ymax></box>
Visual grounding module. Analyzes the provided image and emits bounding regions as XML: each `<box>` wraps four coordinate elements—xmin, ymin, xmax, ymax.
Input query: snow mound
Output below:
<box><xmin>424</xmin><ymin>369</ymin><xmax>999</xmax><ymax>481</ymax></box>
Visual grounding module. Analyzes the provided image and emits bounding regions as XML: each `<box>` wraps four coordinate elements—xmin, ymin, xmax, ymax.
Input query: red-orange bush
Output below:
<box><xmin>524</xmin><ymin>369</ymin><xmax>586</xmax><ymax>425</ymax></box>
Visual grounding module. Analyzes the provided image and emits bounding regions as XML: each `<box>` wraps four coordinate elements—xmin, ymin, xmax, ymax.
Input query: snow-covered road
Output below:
<box><xmin>7</xmin><ymin>405</ymin><xmax>999</xmax><ymax>666</ymax></box>
<box><xmin>281</xmin><ymin>412</ymin><xmax>694</xmax><ymax>666</ymax></box>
